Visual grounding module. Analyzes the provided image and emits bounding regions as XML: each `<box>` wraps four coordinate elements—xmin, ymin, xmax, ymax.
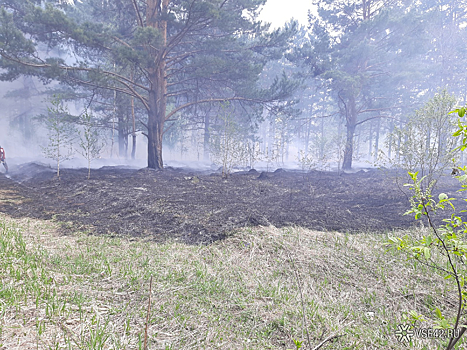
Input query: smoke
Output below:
<box><xmin>0</xmin><ymin>73</ymin><xmax>380</xmax><ymax>174</ymax></box>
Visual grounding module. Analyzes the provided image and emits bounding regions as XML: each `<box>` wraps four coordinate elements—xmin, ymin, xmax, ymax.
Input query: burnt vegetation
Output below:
<box><xmin>0</xmin><ymin>0</ymin><xmax>464</xmax><ymax>244</ymax></box>
<box><xmin>0</xmin><ymin>162</ymin><xmax>462</xmax><ymax>244</ymax></box>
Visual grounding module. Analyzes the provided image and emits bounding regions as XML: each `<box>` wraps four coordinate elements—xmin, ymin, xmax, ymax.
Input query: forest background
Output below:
<box><xmin>0</xmin><ymin>0</ymin><xmax>465</xmax><ymax>174</ymax></box>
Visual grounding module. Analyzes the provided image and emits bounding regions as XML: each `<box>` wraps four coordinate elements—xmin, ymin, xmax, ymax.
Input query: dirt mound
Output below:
<box><xmin>1</xmin><ymin>165</ymin><xmax>462</xmax><ymax>244</ymax></box>
<box><xmin>11</xmin><ymin>162</ymin><xmax>56</xmax><ymax>183</ymax></box>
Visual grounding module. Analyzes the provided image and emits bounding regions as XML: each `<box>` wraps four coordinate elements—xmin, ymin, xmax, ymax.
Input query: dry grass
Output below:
<box><xmin>0</xmin><ymin>215</ymin><xmax>463</xmax><ymax>349</ymax></box>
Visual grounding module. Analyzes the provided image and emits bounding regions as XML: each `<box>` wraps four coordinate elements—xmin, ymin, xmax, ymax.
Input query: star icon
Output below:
<box><xmin>395</xmin><ymin>324</ymin><xmax>414</xmax><ymax>343</ymax></box>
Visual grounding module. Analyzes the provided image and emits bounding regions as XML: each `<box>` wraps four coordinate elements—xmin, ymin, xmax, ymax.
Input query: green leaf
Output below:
<box><xmin>434</xmin><ymin>318</ymin><xmax>451</xmax><ymax>329</ymax></box>
<box><xmin>408</xmin><ymin>310</ymin><xmax>426</xmax><ymax>322</ymax></box>
<box><xmin>438</xmin><ymin>193</ymin><xmax>448</xmax><ymax>201</ymax></box>
<box><xmin>423</xmin><ymin>247</ymin><xmax>430</xmax><ymax>259</ymax></box>
<box><xmin>459</xmin><ymin>107</ymin><xmax>466</xmax><ymax>118</ymax></box>
<box><xmin>292</xmin><ymin>339</ymin><xmax>302</xmax><ymax>349</ymax></box>
<box><xmin>435</xmin><ymin>308</ymin><xmax>443</xmax><ymax>320</ymax></box>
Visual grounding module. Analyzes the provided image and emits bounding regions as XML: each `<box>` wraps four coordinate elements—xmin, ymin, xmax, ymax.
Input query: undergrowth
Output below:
<box><xmin>0</xmin><ymin>216</ymin><xmax>456</xmax><ymax>349</ymax></box>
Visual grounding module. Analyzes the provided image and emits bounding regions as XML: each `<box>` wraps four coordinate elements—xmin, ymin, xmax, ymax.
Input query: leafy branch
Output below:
<box><xmin>386</xmin><ymin>104</ymin><xmax>467</xmax><ymax>349</ymax></box>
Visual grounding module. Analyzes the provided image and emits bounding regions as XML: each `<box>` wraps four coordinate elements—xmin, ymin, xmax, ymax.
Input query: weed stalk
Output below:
<box><xmin>143</xmin><ymin>275</ymin><xmax>153</xmax><ymax>350</ymax></box>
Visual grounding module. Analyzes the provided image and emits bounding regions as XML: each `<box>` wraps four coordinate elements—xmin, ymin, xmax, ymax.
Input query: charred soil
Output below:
<box><xmin>0</xmin><ymin>163</ymin><xmax>461</xmax><ymax>244</ymax></box>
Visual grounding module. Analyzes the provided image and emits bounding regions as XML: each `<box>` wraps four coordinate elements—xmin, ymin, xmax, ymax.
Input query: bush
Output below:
<box><xmin>386</xmin><ymin>105</ymin><xmax>467</xmax><ymax>349</ymax></box>
<box><xmin>383</xmin><ymin>90</ymin><xmax>458</xmax><ymax>189</ymax></box>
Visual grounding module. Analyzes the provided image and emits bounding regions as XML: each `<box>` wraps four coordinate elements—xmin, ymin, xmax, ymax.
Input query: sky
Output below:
<box><xmin>258</xmin><ymin>0</ymin><xmax>314</xmax><ymax>29</ymax></box>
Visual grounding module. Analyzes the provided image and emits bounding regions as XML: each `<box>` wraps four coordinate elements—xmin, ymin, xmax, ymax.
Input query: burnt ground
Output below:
<box><xmin>0</xmin><ymin>162</ymin><xmax>463</xmax><ymax>244</ymax></box>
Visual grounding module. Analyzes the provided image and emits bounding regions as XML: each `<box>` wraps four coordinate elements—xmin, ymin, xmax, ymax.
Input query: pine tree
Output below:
<box><xmin>299</xmin><ymin>0</ymin><xmax>430</xmax><ymax>170</ymax></box>
<box><xmin>0</xmin><ymin>0</ymin><xmax>298</xmax><ymax>169</ymax></box>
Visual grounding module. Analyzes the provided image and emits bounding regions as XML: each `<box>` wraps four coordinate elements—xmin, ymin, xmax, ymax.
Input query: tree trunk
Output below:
<box><xmin>116</xmin><ymin>92</ymin><xmax>128</xmax><ymax>158</ymax></box>
<box><xmin>319</xmin><ymin>116</ymin><xmax>324</xmax><ymax>158</ymax></box>
<box><xmin>343</xmin><ymin>123</ymin><xmax>356</xmax><ymax>170</ymax></box>
<box><xmin>147</xmin><ymin>83</ymin><xmax>164</xmax><ymax>169</ymax></box>
<box><xmin>131</xmin><ymin>96</ymin><xmax>136</xmax><ymax>160</ymax></box>
<box><xmin>355</xmin><ymin>131</ymin><xmax>360</xmax><ymax>158</ymax></box>
<box><xmin>397</xmin><ymin>118</ymin><xmax>403</xmax><ymax>163</ymax></box>
<box><xmin>388</xmin><ymin>121</ymin><xmax>394</xmax><ymax>159</ymax></box>
<box><xmin>337</xmin><ymin>119</ymin><xmax>342</xmax><ymax>174</ymax></box>
<box><xmin>304</xmin><ymin>118</ymin><xmax>311</xmax><ymax>156</ymax></box>
<box><xmin>203</xmin><ymin>113</ymin><xmax>210</xmax><ymax>161</ymax></box>
<box><xmin>146</xmin><ymin>0</ymin><xmax>169</xmax><ymax>170</ymax></box>
<box><xmin>304</xmin><ymin>104</ymin><xmax>313</xmax><ymax>156</ymax></box>
<box><xmin>374</xmin><ymin>117</ymin><xmax>380</xmax><ymax>163</ymax></box>
<box><xmin>426</xmin><ymin>129</ymin><xmax>431</xmax><ymax>158</ymax></box>
<box><xmin>342</xmin><ymin>96</ymin><xmax>357</xmax><ymax>170</ymax></box>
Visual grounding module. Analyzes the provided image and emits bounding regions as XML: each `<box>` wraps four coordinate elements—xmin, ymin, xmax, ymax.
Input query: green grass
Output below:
<box><xmin>0</xmin><ymin>216</ymin><xmax>462</xmax><ymax>349</ymax></box>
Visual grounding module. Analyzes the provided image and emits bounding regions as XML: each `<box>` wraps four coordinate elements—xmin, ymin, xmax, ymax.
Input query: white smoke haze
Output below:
<box><xmin>0</xmin><ymin>74</ymin><xmax>394</xmax><ymax>175</ymax></box>
<box><xmin>0</xmin><ymin>79</ymin><xmax>143</xmax><ymax>171</ymax></box>
<box><xmin>0</xmin><ymin>73</ymin><xmax>445</xmax><ymax>177</ymax></box>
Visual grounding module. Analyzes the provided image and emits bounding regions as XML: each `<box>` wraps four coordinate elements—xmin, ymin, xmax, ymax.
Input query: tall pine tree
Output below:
<box><xmin>300</xmin><ymin>0</ymin><xmax>427</xmax><ymax>169</ymax></box>
<box><xmin>0</xmin><ymin>0</ymin><xmax>297</xmax><ymax>169</ymax></box>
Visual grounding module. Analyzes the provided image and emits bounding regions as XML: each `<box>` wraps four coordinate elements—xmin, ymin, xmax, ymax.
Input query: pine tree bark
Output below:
<box><xmin>343</xmin><ymin>123</ymin><xmax>356</xmax><ymax>170</ymax></box>
<box><xmin>116</xmin><ymin>92</ymin><xmax>128</xmax><ymax>158</ymax></box>
<box><xmin>147</xmin><ymin>74</ymin><xmax>165</xmax><ymax>169</ymax></box>
<box><xmin>342</xmin><ymin>96</ymin><xmax>357</xmax><ymax>170</ymax></box>
<box><xmin>131</xmin><ymin>96</ymin><xmax>136</xmax><ymax>160</ymax></box>
<box><xmin>374</xmin><ymin>117</ymin><xmax>380</xmax><ymax>162</ymax></box>
<box><xmin>203</xmin><ymin>114</ymin><xmax>210</xmax><ymax>161</ymax></box>
<box><xmin>388</xmin><ymin>121</ymin><xmax>394</xmax><ymax>159</ymax></box>
<box><xmin>146</xmin><ymin>0</ymin><xmax>169</xmax><ymax>170</ymax></box>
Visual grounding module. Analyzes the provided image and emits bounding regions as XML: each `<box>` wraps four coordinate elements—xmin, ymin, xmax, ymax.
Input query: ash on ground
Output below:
<box><xmin>0</xmin><ymin>162</ymin><xmax>460</xmax><ymax>244</ymax></box>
